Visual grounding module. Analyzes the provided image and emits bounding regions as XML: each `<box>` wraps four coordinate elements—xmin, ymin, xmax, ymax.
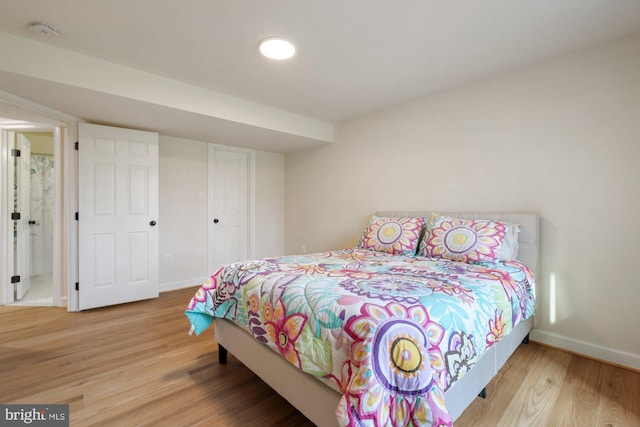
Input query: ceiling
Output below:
<box><xmin>1</xmin><ymin>0</ymin><xmax>640</xmax><ymax>152</ymax></box>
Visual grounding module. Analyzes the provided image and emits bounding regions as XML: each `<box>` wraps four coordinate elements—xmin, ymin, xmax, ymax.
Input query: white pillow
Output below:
<box><xmin>499</xmin><ymin>222</ymin><xmax>520</xmax><ymax>261</ymax></box>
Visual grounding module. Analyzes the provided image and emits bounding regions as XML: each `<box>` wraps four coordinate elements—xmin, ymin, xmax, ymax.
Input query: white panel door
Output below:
<box><xmin>209</xmin><ymin>146</ymin><xmax>250</xmax><ymax>273</ymax></box>
<box><xmin>15</xmin><ymin>134</ymin><xmax>31</xmax><ymax>300</ymax></box>
<box><xmin>78</xmin><ymin>123</ymin><xmax>159</xmax><ymax>310</ymax></box>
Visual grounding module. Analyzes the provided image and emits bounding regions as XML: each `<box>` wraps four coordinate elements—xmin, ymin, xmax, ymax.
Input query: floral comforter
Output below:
<box><xmin>185</xmin><ymin>248</ymin><xmax>535</xmax><ymax>426</ymax></box>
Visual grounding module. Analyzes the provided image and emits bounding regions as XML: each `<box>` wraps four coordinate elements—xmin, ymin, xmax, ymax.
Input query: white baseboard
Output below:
<box><xmin>530</xmin><ymin>329</ymin><xmax>640</xmax><ymax>371</ymax></box>
<box><xmin>159</xmin><ymin>277</ymin><xmax>203</xmax><ymax>293</ymax></box>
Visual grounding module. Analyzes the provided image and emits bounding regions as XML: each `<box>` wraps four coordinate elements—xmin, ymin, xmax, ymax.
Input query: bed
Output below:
<box><xmin>186</xmin><ymin>211</ymin><xmax>539</xmax><ymax>426</ymax></box>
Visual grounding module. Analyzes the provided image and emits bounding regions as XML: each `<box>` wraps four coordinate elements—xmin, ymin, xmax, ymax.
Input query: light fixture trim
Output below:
<box><xmin>259</xmin><ymin>37</ymin><xmax>296</xmax><ymax>60</ymax></box>
<box><xmin>29</xmin><ymin>21</ymin><xmax>59</xmax><ymax>37</ymax></box>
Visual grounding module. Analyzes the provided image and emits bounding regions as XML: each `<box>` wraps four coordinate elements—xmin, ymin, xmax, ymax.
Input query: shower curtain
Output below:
<box><xmin>30</xmin><ymin>154</ymin><xmax>54</xmax><ymax>275</ymax></box>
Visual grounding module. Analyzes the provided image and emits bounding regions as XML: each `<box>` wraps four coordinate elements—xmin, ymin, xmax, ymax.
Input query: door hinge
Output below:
<box><xmin>75</xmin><ymin>141</ymin><xmax>79</xmax><ymax>150</ymax></box>
<box><xmin>11</xmin><ymin>148</ymin><xmax>20</xmax><ymax>157</ymax></box>
<box><xmin>75</xmin><ymin>282</ymin><xmax>79</xmax><ymax>291</ymax></box>
<box><xmin>11</xmin><ymin>212</ymin><xmax>20</xmax><ymax>220</ymax></box>
<box><xmin>75</xmin><ymin>212</ymin><xmax>79</xmax><ymax>221</ymax></box>
<box><xmin>11</xmin><ymin>275</ymin><xmax>20</xmax><ymax>284</ymax></box>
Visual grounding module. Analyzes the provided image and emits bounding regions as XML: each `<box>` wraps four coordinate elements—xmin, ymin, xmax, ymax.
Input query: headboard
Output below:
<box><xmin>375</xmin><ymin>211</ymin><xmax>540</xmax><ymax>279</ymax></box>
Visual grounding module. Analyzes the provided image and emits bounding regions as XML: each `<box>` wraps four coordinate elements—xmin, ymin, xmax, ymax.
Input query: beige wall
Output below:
<box><xmin>285</xmin><ymin>33</ymin><xmax>640</xmax><ymax>368</ymax></box>
<box><xmin>158</xmin><ymin>135</ymin><xmax>209</xmax><ymax>289</ymax></box>
<box><xmin>22</xmin><ymin>132</ymin><xmax>54</xmax><ymax>154</ymax></box>
<box><xmin>255</xmin><ymin>150</ymin><xmax>285</xmax><ymax>258</ymax></box>
<box><xmin>159</xmin><ymin>135</ymin><xmax>285</xmax><ymax>291</ymax></box>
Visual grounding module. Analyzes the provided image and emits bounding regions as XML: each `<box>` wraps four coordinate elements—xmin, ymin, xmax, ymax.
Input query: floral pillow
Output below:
<box><xmin>418</xmin><ymin>215</ymin><xmax>507</xmax><ymax>263</ymax></box>
<box><xmin>358</xmin><ymin>215</ymin><xmax>426</xmax><ymax>256</ymax></box>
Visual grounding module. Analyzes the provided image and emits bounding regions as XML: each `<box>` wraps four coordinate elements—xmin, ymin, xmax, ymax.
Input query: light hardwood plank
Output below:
<box><xmin>2</xmin><ymin>288</ymin><xmax>639</xmax><ymax>426</ymax></box>
<box><xmin>456</xmin><ymin>343</ymin><xmax>640</xmax><ymax>427</ymax></box>
<box><xmin>596</xmin><ymin>362</ymin><xmax>640</xmax><ymax>427</ymax></box>
<box><xmin>0</xmin><ymin>288</ymin><xmax>314</xmax><ymax>427</ymax></box>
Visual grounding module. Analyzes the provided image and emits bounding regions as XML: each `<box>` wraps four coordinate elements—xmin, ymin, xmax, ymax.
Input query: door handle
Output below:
<box><xmin>150</xmin><ymin>221</ymin><xmax>157</xmax><ymax>226</ymax></box>
<box><xmin>213</xmin><ymin>219</ymin><xmax>219</xmax><ymax>224</ymax></box>
<box><xmin>28</xmin><ymin>220</ymin><xmax>36</xmax><ymax>225</ymax></box>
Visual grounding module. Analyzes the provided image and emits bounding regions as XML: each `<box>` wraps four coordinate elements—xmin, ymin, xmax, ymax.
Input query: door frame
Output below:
<box><xmin>207</xmin><ymin>143</ymin><xmax>255</xmax><ymax>275</ymax></box>
<box><xmin>0</xmin><ymin>129</ymin><xmax>15</xmax><ymax>305</ymax></box>
<box><xmin>0</xmin><ymin>93</ymin><xmax>78</xmax><ymax>309</ymax></box>
<box><xmin>0</xmin><ymin>124</ymin><xmax>69</xmax><ymax>307</ymax></box>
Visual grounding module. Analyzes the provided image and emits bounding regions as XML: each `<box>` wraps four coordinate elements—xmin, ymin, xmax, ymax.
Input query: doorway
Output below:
<box><xmin>207</xmin><ymin>144</ymin><xmax>254</xmax><ymax>274</ymax></box>
<box><xmin>1</xmin><ymin>120</ymin><xmax>58</xmax><ymax>306</ymax></box>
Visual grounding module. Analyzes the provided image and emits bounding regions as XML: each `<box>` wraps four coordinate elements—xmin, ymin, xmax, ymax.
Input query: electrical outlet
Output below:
<box><xmin>165</xmin><ymin>253</ymin><xmax>173</xmax><ymax>264</ymax></box>
<box><xmin>301</xmin><ymin>245</ymin><xmax>306</xmax><ymax>254</ymax></box>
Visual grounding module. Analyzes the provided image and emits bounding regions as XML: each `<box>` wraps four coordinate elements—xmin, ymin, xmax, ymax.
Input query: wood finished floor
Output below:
<box><xmin>1</xmin><ymin>287</ymin><xmax>638</xmax><ymax>426</ymax></box>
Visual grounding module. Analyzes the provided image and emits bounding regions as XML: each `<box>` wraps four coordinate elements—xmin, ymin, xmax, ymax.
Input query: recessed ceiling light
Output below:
<box><xmin>258</xmin><ymin>37</ymin><xmax>296</xmax><ymax>60</ymax></box>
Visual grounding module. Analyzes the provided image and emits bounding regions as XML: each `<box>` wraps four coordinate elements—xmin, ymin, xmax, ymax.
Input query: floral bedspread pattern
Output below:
<box><xmin>185</xmin><ymin>249</ymin><xmax>535</xmax><ymax>427</ymax></box>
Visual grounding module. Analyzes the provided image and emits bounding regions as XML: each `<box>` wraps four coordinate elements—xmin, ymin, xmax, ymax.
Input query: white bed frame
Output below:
<box><xmin>213</xmin><ymin>212</ymin><xmax>539</xmax><ymax>426</ymax></box>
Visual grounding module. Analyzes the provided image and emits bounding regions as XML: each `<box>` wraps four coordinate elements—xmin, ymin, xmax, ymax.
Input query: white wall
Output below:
<box><xmin>159</xmin><ymin>136</ymin><xmax>285</xmax><ymax>291</ymax></box>
<box><xmin>158</xmin><ymin>136</ymin><xmax>209</xmax><ymax>290</ymax></box>
<box><xmin>285</xmin><ymin>33</ymin><xmax>640</xmax><ymax>369</ymax></box>
<box><xmin>254</xmin><ymin>150</ymin><xmax>285</xmax><ymax>258</ymax></box>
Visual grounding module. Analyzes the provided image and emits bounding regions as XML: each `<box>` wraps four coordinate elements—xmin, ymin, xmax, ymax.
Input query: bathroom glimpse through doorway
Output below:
<box><xmin>18</xmin><ymin>131</ymin><xmax>55</xmax><ymax>305</ymax></box>
<box><xmin>2</xmin><ymin>127</ymin><xmax>56</xmax><ymax>306</ymax></box>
